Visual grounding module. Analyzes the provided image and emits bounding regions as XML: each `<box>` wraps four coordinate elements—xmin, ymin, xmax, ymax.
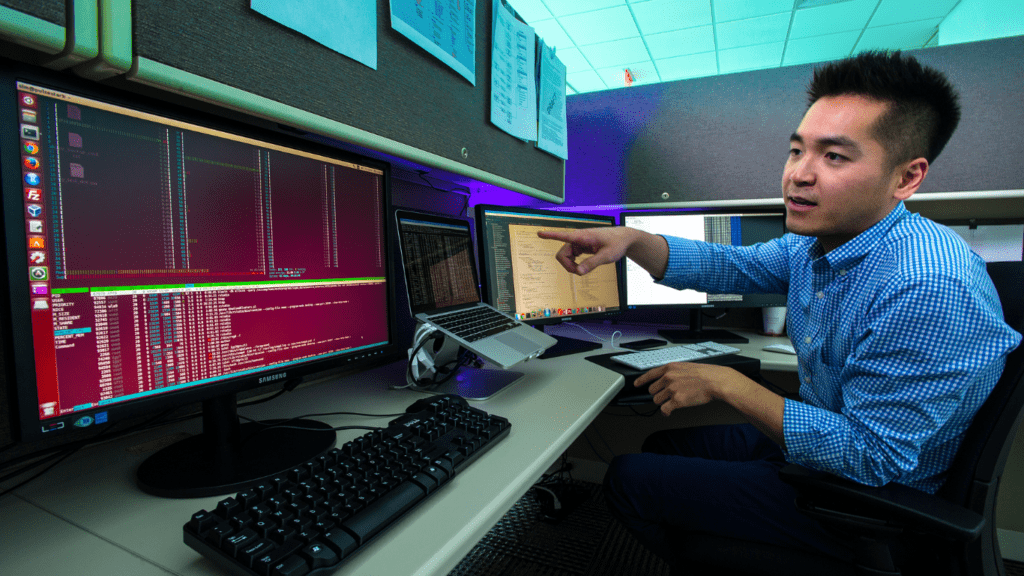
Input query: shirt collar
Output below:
<box><xmin>808</xmin><ymin>202</ymin><xmax>909</xmax><ymax>269</ymax></box>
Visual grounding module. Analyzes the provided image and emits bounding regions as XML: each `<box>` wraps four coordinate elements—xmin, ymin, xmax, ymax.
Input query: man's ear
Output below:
<box><xmin>894</xmin><ymin>158</ymin><xmax>929</xmax><ymax>201</ymax></box>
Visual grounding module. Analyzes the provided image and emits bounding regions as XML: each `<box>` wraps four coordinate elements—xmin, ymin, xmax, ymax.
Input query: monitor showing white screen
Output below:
<box><xmin>620</xmin><ymin>208</ymin><xmax>787</xmax><ymax>343</ymax></box>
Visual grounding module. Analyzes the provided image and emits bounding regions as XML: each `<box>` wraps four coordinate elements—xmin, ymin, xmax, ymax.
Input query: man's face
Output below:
<box><xmin>782</xmin><ymin>94</ymin><xmax>904</xmax><ymax>252</ymax></box>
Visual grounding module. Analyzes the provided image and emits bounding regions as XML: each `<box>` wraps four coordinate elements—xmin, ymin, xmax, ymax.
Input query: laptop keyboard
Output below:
<box><xmin>429</xmin><ymin>307</ymin><xmax>518</xmax><ymax>342</ymax></box>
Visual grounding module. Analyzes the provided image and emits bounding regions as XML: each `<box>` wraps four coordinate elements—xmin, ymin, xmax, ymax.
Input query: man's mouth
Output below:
<box><xmin>787</xmin><ymin>196</ymin><xmax>817</xmax><ymax>208</ymax></box>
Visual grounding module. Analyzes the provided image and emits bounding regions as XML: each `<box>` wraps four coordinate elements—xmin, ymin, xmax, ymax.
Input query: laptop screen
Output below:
<box><xmin>396</xmin><ymin>212</ymin><xmax>481</xmax><ymax>315</ymax></box>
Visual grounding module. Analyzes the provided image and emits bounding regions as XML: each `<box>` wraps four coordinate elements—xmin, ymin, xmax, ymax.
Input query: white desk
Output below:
<box><xmin>543</xmin><ymin>322</ymin><xmax>798</xmax><ymax>373</ymax></box>
<box><xmin>0</xmin><ymin>353</ymin><xmax>623</xmax><ymax>576</ymax></box>
<box><xmin>0</xmin><ymin>325</ymin><xmax>794</xmax><ymax>576</ymax></box>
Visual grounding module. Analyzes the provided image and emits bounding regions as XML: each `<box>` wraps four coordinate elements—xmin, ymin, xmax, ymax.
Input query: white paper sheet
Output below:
<box><xmin>490</xmin><ymin>0</ymin><xmax>536</xmax><ymax>141</ymax></box>
<box><xmin>535</xmin><ymin>39</ymin><xmax>568</xmax><ymax>159</ymax></box>
<box><xmin>390</xmin><ymin>0</ymin><xmax>477</xmax><ymax>85</ymax></box>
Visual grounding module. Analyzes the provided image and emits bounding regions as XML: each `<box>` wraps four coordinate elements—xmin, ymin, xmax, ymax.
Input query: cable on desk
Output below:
<box><xmin>563</xmin><ymin>322</ymin><xmax>623</xmax><ymax>348</ymax></box>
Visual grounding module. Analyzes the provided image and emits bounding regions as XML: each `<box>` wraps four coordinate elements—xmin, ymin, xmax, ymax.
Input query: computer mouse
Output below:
<box><xmin>762</xmin><ymin>343</ymin><xmax>797</xmax><ymax>355</ymax></box>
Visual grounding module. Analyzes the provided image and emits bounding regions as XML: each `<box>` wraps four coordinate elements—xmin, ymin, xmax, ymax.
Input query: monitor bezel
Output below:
<box><xmin>474</xmin><ymin>204</ymin><xmax>623</xmax><ymax>327</ymax></box>
<box><xmin>1</xmin><ymin>60</ymin><xmax>402</xmax><ymax>445</ymax></box>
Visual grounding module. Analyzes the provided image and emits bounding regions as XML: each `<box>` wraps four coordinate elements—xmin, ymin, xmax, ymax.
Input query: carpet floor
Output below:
<box><xmin>448</xmin><ymin>480</ymin><xmax>1024</xmax><ymax>576</ymax></box>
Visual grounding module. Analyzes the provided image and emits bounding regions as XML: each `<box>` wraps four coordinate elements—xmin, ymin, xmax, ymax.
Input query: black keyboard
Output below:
<box><xmin>183</xmin><ymin>394</ymin><xmax>511</xmax><ymax>575</ymax></box>
<box><xmin>430</xmin><ymin>306</ymin><xmax>518</xmax><ymax>341</ymax></box>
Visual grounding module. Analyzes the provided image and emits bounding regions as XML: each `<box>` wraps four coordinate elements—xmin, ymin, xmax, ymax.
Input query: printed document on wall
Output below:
<box><xmin>536</xmin><ymin>39</ymin><xmax>567</xmax><ymax>159</ymax></box>
<box><xmin>251</xmin><ymin>0</ymin><xmax>377</xmax><ymax>70</ymax></box>
<box><xmin>390</xmin><ymin>0</ymin><xmax>477</xmax><ymax>85</ymax></box>
<box><xmin>490</xmin><ymin>0</ymin><xmax>537</xmax><ymax>141</ymax></box>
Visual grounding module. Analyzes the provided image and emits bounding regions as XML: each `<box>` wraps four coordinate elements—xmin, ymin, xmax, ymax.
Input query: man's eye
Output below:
<box><xmin>789</xmin><ymin>148</ymin><xmax>802</xmax><ymax>157</ymax></box>
<box><xmin>825</xmin><ymin>152</ymin><xmax>845</xmax><ymax>161</ymax></box>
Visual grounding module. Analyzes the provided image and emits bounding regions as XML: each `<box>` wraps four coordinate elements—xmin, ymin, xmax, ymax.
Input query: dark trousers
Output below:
<box><xmin>603</xmin><ymin>423</ymin><xmax>854</xmax><ymax>566</ymax></box>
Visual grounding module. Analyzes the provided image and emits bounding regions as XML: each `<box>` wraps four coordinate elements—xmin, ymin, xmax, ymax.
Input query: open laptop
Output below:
<box><xmin>395</xmin><ymin>210</ymin><xmax>557</xmax><ymax>369</ymax></box>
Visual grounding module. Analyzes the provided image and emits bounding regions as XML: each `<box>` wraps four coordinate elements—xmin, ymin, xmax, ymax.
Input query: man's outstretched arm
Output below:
<box><xmin>537</xmin><ymin>226</ymin><xmax>670</xmax><ymax>279</ymax></box>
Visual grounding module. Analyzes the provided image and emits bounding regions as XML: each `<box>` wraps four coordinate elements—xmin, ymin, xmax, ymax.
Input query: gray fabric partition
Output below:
<box><xmin>564</xmin><ymin>36</ymin><xmax>1024</xmax><ymax>206</ymax></box>
<box><xmin>131</xmin><ymin>0</ymin><xmax>564</xmax><ymax>201</ymax></box>
<box><xmin>0</xmin><ymin>1</ymin><xmax>64</xmax><ymax>25</ymax></box>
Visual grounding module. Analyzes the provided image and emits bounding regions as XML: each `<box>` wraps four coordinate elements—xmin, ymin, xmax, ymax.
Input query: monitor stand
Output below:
<box><xmin>410</xmin><ymin>335</ymin><xmax>525</xmax><ymax>400</ymax></box>
<box><xmin>537</xmin><ymin>326</ymin><xmax>603</xmax><ymax>359</ymax></box>
<box><xmin>136</xmin><ymin>394</ymin><xmax>335</xmax><ymax>498</ymax></box>
<box><xmin>658</xmin><ymin>309</ymin><xmax>749</xmax><ymax>344</ymax></box>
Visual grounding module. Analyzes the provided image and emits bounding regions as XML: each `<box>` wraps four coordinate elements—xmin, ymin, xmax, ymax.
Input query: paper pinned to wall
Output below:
<box><xmin>390</xmin><ymin>0</ymin><xmax>477</xmax><ymax>85</ymax></box>
<box><xmin>490</xmin><ymin>0</ymin><xmax>536</xmax><ymax>141</ymax></box>
<box><xmin>536</xmin><ymin>39</ymin><xmax>567</xmax><ymax>159</ymax></box>
<box><xmin>251</xmin><ymin>0</ymin><xmax>377</xmax><ymax>70</ymax></box>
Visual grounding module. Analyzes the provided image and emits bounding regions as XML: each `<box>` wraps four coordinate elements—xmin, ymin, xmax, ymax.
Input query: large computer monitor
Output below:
<box><xmin>620</xmin><ymin>207</ymin><xmax>787</xmax><ymax>343</ymax></box>
<box><xmin>475</xmin><ymin>205</ymin><xmax>622</xmax><ymax>357</ymax></box>
<box><xmin>0</xmin><ymin>61</ymin><xmax>400</xmax><ymax>497</ymax></box>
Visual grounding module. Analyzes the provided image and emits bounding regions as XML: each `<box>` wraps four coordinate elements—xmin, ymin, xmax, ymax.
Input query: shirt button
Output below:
<box><xmin>816</xmin><ymin>291</ymin><xmax>825</xmax><ymax>299</ymax></box>
<box><xmin>804</xmin><ymin>336</ymin><xmax>812</xmax><ymax>344</ymax></box>
<box><xmin>804</xmin><ymin>377</ymin><xmax>811</xmax><ymax>383</ymax></box>
<box><xmin>839</xmin><ymin>269</ymin><xmax>847</xmax><ymax>276</ymax></box>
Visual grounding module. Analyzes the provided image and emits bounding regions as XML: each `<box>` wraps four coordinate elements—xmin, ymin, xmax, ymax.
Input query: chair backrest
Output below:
<box><xmin>937</xmin><ymin>261</ymin><xmax>1024</xmax><ymax>508</ymax></box>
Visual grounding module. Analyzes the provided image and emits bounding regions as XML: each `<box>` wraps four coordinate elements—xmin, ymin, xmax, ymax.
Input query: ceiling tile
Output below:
<box><xmin>559</xmin><ymin>6</ymin><xmax>641</xmax><ymax>45</ymax></box>
<box><xmin>532</xmin><ymin>19</ymin><xmax>575</xmax><ymax>50</ymax></box>
<box><xmin>504</xmin><ymin>0</ymin><xmax>553</xmax><ymax>22</ymax></box>
<box><xmin>630</xmin><ymin>0</ymin><xmax>713</xmax><ymax>35</ymax></box>
<box><xmin>714</xmin><ymin>0</ymin><xmax>793</xmax><ymax>23</ymax></box>
<box><xmin>869</xmin><ymin>0</ymin><xmax>960</xmax><ymax>27</ymax></box>
<box><xmin>549</xmin><ymin>47</ymin><xmax>591</xmax><ymax>74</ymax></box>
<box><xmin>567</xmin><ymin>69</ymin><xmax>609</xmax><ymax>92</ymax></box>
<box><xmin>581</xmin><ymin>37</ymin><xmax>652</xmax><ymax>68</ymax></box>
<box><xmin>597</xmin><ymin>60</ymin><xmax>660</xmax><ymax>88</ymax></box>
<box><xmin>718</xmin><ymin>41</ymin><xmax>785</xmax><ymax>74</ymax></box>
<box><xmin>855</xmin><ymin>18</ymin><xmax>943</xmax><ymax>52</ymax></box>
<box><xmin>782</xmin><ymin>30</ymin><xmax>860</xmax><ymax>65</ymax></box>
<box><xmin>544</xmin><ymin>0</ymin><xmax>626</xmax><ymax>18</ymax></box>
<box><xmin>716</xmin><ymin>12</ymin><xmax>790</xmax><ymax>50</ymax></box>
<box><xmin>790</xmin><ymin>0</ymin><xmax>878</xmax><ymax>39</ymax></box>
<box><xmin>645</xmin><ymin>25</ymin><xmax>716</xmax><ymax>59</ymax></box>
<box><xmin>656</xmin><ymin>50</ymin><xmax>719</xmax><ymax>81</ymax></box>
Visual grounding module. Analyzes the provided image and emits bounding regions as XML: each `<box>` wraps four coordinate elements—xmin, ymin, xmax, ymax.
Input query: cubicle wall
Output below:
<box><xmin>0</xmin><ymin>0</ymin><xmax>97</xmax><ymax>67</ymax></box>
<box><xmin>562</xmin><ymin>35</ymin><xmax>1024</xmax><ymax>207</ymax></box>
<box><xmin>127</xmin><ymin>0</ymin><xmax>564</xmax><ymax>203</ymax></box>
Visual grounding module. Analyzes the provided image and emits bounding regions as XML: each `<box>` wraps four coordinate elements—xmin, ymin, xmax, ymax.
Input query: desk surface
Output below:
<box><xmin>0</xmin><ymin>325</ymin><xmax>792</xmax><ymax>576</ymax></box>
<box><xmin>0</xmin><ymin>351</ymin><xmax>623</xmax><ymax>576</ymax></box>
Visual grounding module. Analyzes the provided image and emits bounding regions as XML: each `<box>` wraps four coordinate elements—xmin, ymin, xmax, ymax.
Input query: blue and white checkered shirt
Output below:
<box><xmin>658</xmin><ymin>203</ymin><xmax>1022</xmax><ymax>494</ymax></box>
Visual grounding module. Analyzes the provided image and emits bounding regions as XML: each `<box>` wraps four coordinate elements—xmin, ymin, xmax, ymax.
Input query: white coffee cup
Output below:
<box><xmin>762</xmin><ymin>306</ymin><xmax>787</xmax><ymax>336</ymax></box>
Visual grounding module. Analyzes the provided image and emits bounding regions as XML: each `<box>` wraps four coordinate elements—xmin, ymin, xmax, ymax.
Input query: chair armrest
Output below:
<box><xmin>779</xmin><ymin>464</ymin><xmax>984</xmax><ymax>541</ymax></box>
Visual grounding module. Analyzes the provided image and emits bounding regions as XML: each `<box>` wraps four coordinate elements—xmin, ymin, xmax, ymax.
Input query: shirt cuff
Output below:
<box><xmin>782</xmin><ymin>397</ymin><xmax>844</xmax><ymax>474</ymax></box>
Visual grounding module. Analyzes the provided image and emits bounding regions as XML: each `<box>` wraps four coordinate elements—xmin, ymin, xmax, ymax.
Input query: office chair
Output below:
<box><xmin>671</xmin><ymin>261</ymin><xmax>1024</xmax><ymax>576</ymax></box>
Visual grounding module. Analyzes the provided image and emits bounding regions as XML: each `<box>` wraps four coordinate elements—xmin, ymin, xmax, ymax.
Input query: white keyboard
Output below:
<box><xmin>611</xmin><ymin>341</ymin><xmax>741</xmax><ymax>370</ymax></box>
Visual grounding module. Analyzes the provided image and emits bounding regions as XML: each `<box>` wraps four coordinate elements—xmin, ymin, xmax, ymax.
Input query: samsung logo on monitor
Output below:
<box><xmin>259</xmin><ymin>372</ymin><xmax>288</xmax><ymax>384</ymax></box>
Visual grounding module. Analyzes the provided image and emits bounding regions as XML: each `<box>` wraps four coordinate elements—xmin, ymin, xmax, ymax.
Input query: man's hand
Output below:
<box><xmin>635</xmin><ymin>362</ymin><xmax>736</xmax><ymax>416</ymax></box>
<box><xmin>537</xmin><ymin>226</ymin><xmax>668</xmax><ymax>278</ymax></box>
<box><xmin>635</xmin><ymin>361</ymin><xmax>787</xmax><ymax>448</ymax></box>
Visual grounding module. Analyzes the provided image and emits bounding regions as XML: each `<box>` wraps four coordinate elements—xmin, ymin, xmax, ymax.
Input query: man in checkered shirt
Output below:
<box><xmin>539</xmin><ymin>51</ymin><xmax>1022</xmax><ymax>564</ymax></box>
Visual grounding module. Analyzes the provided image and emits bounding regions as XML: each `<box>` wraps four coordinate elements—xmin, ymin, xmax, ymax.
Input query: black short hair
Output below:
<box><xmin>807</xmin><ymin>51</ymin><xmax>961</xmax><ymax>168</ymax></box>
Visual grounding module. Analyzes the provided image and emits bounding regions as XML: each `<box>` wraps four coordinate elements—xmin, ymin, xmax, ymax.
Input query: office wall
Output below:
<box><xmin>0</xmin><ymin>1</ymin><xmax>63</xmax><ymax>24</ymax></box>
<box><xmin>558</xmin><ymin>35</ymin><xmax>1024</xmax><ymax>208</ymax></box>
<box><xmin>130</xmin><ymin>0</ymin><xmax>564</xmax><ymax>202</ymax></box>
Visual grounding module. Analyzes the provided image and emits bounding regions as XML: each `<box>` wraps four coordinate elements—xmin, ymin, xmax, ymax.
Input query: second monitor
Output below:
<box><xmin>621</xmin><ymin>207</ymin><xmax>787</xmax><ymax>344</ymax></box>
<box><xmin>475</xmin><ymin>205</ymin><xmax>622</xmax><ymax>358</ymax></box>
